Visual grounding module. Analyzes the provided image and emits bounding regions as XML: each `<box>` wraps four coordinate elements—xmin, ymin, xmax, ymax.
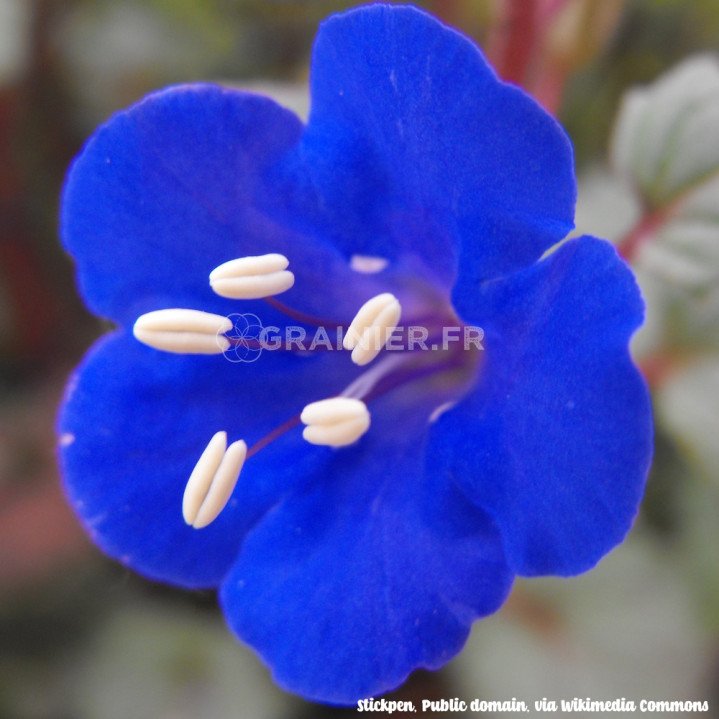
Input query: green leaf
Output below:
<box><xmin>657</xmin><ymin>356</ymin><xmax>719</xmax><ymax>481</ymax></box>
<box><xmin>612</xmin><ymin>55</ymin><xmax>719</xmax><ymax>209</ymax></box>
<box><xmin>573</xmin><ymin>165</ymin><xmax>641</xmax><ymax>243</ymax></box>
<box><xmin>640</xmin><ymin>174</ymin><xmax>719</xmax><ymax>298</ymax></box>
<box><xmin>607</xmin><ymin>57</ymin><xmax>719</xmax><ymax>352</ymax></box>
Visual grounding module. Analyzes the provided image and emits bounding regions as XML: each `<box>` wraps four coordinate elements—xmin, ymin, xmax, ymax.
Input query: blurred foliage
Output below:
<box><xmin>1</xmin><ymin>0</ymin><xmax>718</xmax><ymax>717</ymax></box>
<box><xmin>565</xmin><ymin>0</ymin><xmax>719</xmax><ymax>165</ymax></box>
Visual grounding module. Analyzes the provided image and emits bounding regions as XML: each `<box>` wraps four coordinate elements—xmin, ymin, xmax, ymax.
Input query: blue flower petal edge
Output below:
<box><xmin>434</xmin><ymin>237</ymin><xmax>653</xmax><ymax>577</ymax></box>
<box><xmin>298</xmin><ymin>4</ymin><xmax>576</xmax><ymax>294</ymax></box>
<box><xmin>58</xmin><ymin>3</ymin><xmax>653</xmax><ymax>705</ymax></box>
<box><xmin>59</xmin><ymin>332</ymin><xmax>358</xmax><ymax>588</ymax></box>
<box><xmin>221</xmin><ymin>392</ymin><xmax>513</xmax><ymax>704</ymax></box>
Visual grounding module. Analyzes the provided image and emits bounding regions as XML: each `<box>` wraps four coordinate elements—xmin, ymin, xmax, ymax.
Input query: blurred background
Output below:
<box><xmin>0</xmin><ymin>0</ymin><xmax>718</xmax><ymax>717</ymax></box>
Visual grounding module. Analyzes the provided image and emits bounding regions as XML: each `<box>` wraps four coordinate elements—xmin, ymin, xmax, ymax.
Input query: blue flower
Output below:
<box><xmin>58</xmin><ymin>3</ymin><xmax>653</xmax><ymax>705</ymax></box>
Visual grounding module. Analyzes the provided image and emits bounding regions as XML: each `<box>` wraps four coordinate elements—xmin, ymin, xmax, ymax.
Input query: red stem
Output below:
<box><xmin>488</xmin><ymin>0</ymin><xmax>573</xmax><ymax>115</ymax></box>
<box><xmin>616</xmin><ymin>205</ymin><xmax>671</xmax><ymax>262</ymax></box>
<box><xmin>615</xmin><ymin>203</ymin><xmax>687</xmax><ymax>388</ymax></box>
<box><xmin>489</xmin><ymin>0</ymin><xmax>540</xmax><ymax>86</ymax></box>
<box><xmin>638</xmin><ymin>352</ymin><xmax>681</xmax><ymax>389</ymax></box>
<box><xmin>532</xmin><ymin>62</ymin><xmax>569</xmax><ymax>116</ymax></box>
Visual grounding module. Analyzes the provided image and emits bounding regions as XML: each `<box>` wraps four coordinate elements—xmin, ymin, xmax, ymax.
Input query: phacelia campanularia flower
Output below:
<box><xmin>58</xmin><ymin>4</ymin><xmax>653</xmax><ymax>705</ymax></box>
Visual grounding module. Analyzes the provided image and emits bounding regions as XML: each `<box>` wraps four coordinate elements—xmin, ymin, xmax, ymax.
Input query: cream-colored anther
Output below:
<box><xmin>182</xmin><ymin>431</ymin><xmax>247</xmax><ymax>529</ymax></box>
<box><xmin>210</xmin><ymin>253</ymin><xmax>295</xmax><ymax>299</ymax></box>
<box><xmin>342</xmin><ymin>293</ymin><xmax>401</xmax><ymax>366</ymax></box>
<box><xmin>300</xmin><ymin>397</ymin><xmax>370</xmax><ymax>447</ymax></box>
<box><xmin>133</xmin><ymin>309</ymin><xmax>232</xmax><ymax>354</ymax></box>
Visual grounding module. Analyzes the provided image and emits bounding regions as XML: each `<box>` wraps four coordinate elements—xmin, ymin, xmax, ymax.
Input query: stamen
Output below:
<box><xmin>343</xmin><ymin>293</ymin><xmax>402</xmax><ymax>366</ymax></box>
<box><xmin>182</xmin><ymin>431</ymin><xmax>247</xmax><ymax>529</ymax></box>
<box><xmin>350</xmin><ymin>254</ymin><xmax>389</xmax><ymax>274</ymax></box>
<box><xmin>342</xmin><ymin>294</ymin><xmax>396</xmax><ymax>349</ymax></box>
<box><xmin>340</xmin><ymin>353</ymin><xmax>407</xmax><ymax>400</ymax></box>
<box><xmin>300</xmin><ymin>397</ymin><xmax>370</xmax><ymax>447</ymax></box>
<box><xmin>210</xmin><ymin>253</ymin><xmax>295</xmax><ymax>299</ymax></box>
<box><xmin>263</xmin><ymin>296</ymin><xmax>342</xmax><ymax>329</ymax></box>
<box><xmin>133</xmin><ymin>309</ymin><xmax>232</xmax><ymax>354</ymax></box>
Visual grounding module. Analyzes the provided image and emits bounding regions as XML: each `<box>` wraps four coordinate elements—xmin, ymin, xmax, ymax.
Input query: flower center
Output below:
<box><xmin>132</xmin><ymin>253</ymin><xmax>482</xmax><ymax>528</ymax></box>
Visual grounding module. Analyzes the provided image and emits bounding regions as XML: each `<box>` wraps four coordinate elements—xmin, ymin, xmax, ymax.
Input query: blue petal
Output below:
<box><xmin>433</xmin><ymin>237</ymin><xmax>653</xmax><ymax>576</ymax></box>
<box><xmin>288</xmin><ymin>4</ymin><xmax>575</xmax><ymax>289</ymax></box>
<box><xmin>60</xmin><ymin>84</ymin><xmax>388</xmax><ymax>327</ymax></box>
<box><xmin>219</xmin><ymin>389</ymin><xmax>513</xmax><ymax>704</ymax></box>
<box><xmin>59</xmin><ymin>332</ymin><xmax>358</xmax><ymax>588</ymax></box>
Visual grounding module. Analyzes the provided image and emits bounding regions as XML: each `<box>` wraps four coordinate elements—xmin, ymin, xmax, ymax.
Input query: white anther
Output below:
<box><xmin>182</xmin><ymin>431</ymin><xmax>247</xmax><ymax>529</ymax></box>
<box><xmin>133</xmin><ymin>309</ymin><xmax>232</xmax><ymax>354</ymax></box>
<box><xmin>300</xmin><ymin>397</ymin><xmax>370</xmax><ymax>447</ymax></box>
<box><xmin>342</xmin><ymin>293</ymin><xmax>401</xmax><ymax>366</ymax></box>
<box><xmin>342</xmin><ymin>294</ymin><xmax>396</xmax><ymax>350</ymax></box>
<box><xmin>209</xmin><ymin>253</ymin><xmax>295</xmax><ymax>299</ymax></box>
<box><xmin>350</xmin><ymin>254</ymin><xmax>389</xmax><ymax>274</ymax></box>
